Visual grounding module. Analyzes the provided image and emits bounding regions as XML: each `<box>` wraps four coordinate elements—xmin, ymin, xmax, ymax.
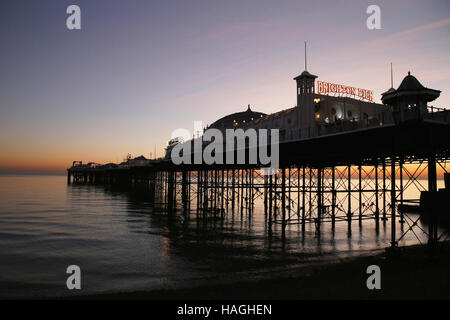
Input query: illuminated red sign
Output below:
<box><xmin>317</xmin><ymin>80</ymin><xmax>374</xmax><ymax>102</ymax></box>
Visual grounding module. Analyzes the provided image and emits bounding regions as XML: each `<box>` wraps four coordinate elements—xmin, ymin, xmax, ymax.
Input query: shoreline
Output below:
<box><xmin>71</xmin><ymin>241</ymin><xmax>450</xmax><ymax>300</ymax></box>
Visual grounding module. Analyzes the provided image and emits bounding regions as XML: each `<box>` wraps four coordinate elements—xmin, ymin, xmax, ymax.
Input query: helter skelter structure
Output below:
<box><xmin>68</xmin><ymin>64</ymin><xmax>450</xmax><ymax>250</ymax></box>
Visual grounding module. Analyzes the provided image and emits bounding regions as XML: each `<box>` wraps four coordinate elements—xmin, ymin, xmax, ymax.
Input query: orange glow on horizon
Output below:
<box><xmin>1</xmin><ymin>160</ymin><xmax>448</xmax><ymax>179</ymax></box>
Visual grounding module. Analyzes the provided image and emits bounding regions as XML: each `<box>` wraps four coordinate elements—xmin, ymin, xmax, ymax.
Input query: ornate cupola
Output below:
<box><xmin>382</xmin><ymin>72</ymin><xmax>441</xmax><ymax>124</ymax></box>
<box><xmin>294</xmin><ymin>70</ymin><xmax>318</xmax><ymax>96</ymax></box>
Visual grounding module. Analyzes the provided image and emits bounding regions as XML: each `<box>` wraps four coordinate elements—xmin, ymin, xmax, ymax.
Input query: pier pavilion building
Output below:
<box><xmin>205</xmin><ymin>67</ymin><xmax>393</xmax><ymax>142</ymax></box>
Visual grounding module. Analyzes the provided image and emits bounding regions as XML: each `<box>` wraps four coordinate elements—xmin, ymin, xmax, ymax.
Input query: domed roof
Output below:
<box><xmin>397</xmin><ymin>72</ymin><xmax>425</xmax><ymax>92</ymax></box>
<box><xmin>381</xmin><ymin>72</ymin><xmax>441</xmax><ymax>104</ymax></box>
<box><xmin>209</xmin><ymin>105</ymin><xmax>266</xmax><ymax>129</ymax></box>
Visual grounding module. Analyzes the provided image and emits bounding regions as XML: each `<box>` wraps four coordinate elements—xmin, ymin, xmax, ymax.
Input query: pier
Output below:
<box><xmin>68</xmin><ymin>71</ymin><xmax>450</xmax><ymax>250</ymax></box>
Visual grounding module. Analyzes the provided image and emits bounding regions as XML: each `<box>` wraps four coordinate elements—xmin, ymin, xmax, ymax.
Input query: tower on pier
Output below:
<box><xmin>294</xmin><ymin>42</ymin><xmax>317</xmax><ymax>137</ymax></box>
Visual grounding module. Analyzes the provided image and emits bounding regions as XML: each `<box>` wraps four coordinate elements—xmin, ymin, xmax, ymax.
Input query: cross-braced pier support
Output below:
<box><xmin>68</xmin><ymin>155</ymin><xmax>449</xmax><ymax>249</ymax></box>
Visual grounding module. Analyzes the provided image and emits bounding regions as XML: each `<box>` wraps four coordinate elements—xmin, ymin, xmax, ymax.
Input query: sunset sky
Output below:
<box><xmin>1</xmin><ymin>0</ymin><xmax>449</xmax><ymax>174</ymax></box>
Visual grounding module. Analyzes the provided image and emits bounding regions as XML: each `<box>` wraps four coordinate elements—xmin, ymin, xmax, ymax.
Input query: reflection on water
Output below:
<box><xmin>0</xmin><ymin>175</ymin><xmax>439</xmax><ymax>299</ymax></box>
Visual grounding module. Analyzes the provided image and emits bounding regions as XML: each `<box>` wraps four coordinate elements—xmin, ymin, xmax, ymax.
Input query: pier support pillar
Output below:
<box><xmin>382</xmin><ymin>159</ymin><xmax>387</xmax><ymax>221</ymax></box>
<box><xmin>317</xmin><ymin>167</ymin><xmax>322</xmax><ymax>233</ymax></box>
<box><xmin>375</xmin><ymin>163</ymin><xmax>380</xmax><ymax>228</ymax></box>
<box><xmin>302</xmin><ymin>166</ymin><xmax>306</xmax><ymax>228</ymax></box>
<box><xmin>182</xmin><ymin>170</ymin><xmax>188</xmax><ymax>214</ymax></box>
<box><xmin>428</xmin><ymin>153</ymin><xmax>438</xmax><ymax>246</ymax></box>
<box><xmin>221</xmin><ymin>170</ymin><xmax>225</xmax><ymax>217</ymax></box>
<box><xmin>358</xmin><ymin>164</ymin><xmax>362</xmax><ymax>222</ymax></box>
<box><xmin>281</xmin><ymin>167</ymin><xmax>286</xmax><ymax>239</ymax></box>
<box><xmin>268</xmin><ymin>174</ymin><xmax>273</xmax><ymax>236</ymax></box>
<box><xmin>399</xmin><ymin>157</ymin><xmax>405</xmax><ymax>223</ymax></box>
<box><xmin>167</xmin><ymin>171</ymin><xmax>175</xmax><ymax>215</ymax></box>
<box><xmin>331</xmin><ymin>166</ymin><xmax>336</xmax><ymax>229</ymax></box>
<box><xmin>390</xmin><ymin>158</ymin><xmax>397</xmax><ymax>247</ymax></box>
<box><xmin>347</xmin><ymin>165</ymin><xmax>352</xmax><ymax>232</ymax></box>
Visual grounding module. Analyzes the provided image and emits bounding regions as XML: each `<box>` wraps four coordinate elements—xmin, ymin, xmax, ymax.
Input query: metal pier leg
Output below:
<box><xmin>348</xmin><ymin>165</ymin><xmax>352</xmax><ymax>231</ymax></box>
<box><xmin>167</xmin><ymin>171</ymin><xmax>175</xmax><ymax>215</ymax></box>
<box><xmin>331</xmin><ymin>166</ymin><xmax>336</xmax><ymax>229</ymax></box>
<box><xmin>317</xmin><ymin>167</ymin><xmax>322</xmax><ymax>232</ymax></box>
<box><xmin>268</xmin><ymin>174</ymin><xmax>273</xmax><ymax>236</ymax></box>
<box><xmin>182</xmin><ymin>170</ymin><xmax>187</xmax><ymax>213</ymax></box>
<box><xmin>399</xmin><ymin>157</ymin><xmax>405</xmax><ymax>223</ymax></box>
<box><xmin>251</xmin><ymin>169</ymin><xmax>255</xmax><ymax>214</ymax></box>
<box><xmin>225</xmin><ymin>170</ymin><xmax>229</xmax><ymax>210</ymax></box>
<box><xmin>188</xmin><ymin>171</ymin><xmax>191</xmax><ymax>213</ymax></box>
<box><xmin>239</xmin><ymin>170</ymin><xmax>244</xmax><ymax>218</ymax></box>
<box><xmin>375</xmin><ymin>163</ymin><xmax>380</xmax><ymax>228</ymax></box>
<box><xmin>382</xmin><ymin>159</ymin><xmax>387</xmax><ymax>221</ymax></box>
<box><xmin>203</xmin><ymin>170</ymin><xmax>208</xmax><ymax>217</ymax></box>
<box><xmin>281</xmin><ymin>168</ymin><xmax>286</xmax><ymax>239</ymax></box>
<box><xmin>231</xmin><ymin>169</ymin><xmax>235</xmax><ymax>212</ymax></box>
<box><xmin>221</xmin><ymin>169</ymin><xmax>225</xmax><ymax>217</ymax></box>
<box><xmin>302</xmin><ymin>166</ymin><xmax>306</xmax><ymax>228</ymax></box>
<box><xmin>297</xmin><ymin>166</ymin><xmax>300</xmax><ymax>220</ymax></box>
<box><xmin>264</xmin><ymin>174</ymin><xmax>268</xmax><ymax>218</ymax></box>
<box><xmin>428</xmin><ymin>153</ymin><xmax>438</xmax><ymax>246</ymax></box>
<box><xmin>197</xmin><ymin>171</ymin><xmax>201</xmax><ymax>214</ymax></box>
<box><xmin>309</xmin><ymin>167</ymin><xmax>312</xmax><ymax>219</ymax></box>
<box><xmin>274</xmin><ymin>171</ymin><xmax>278</xmax><ymax>220</ymax></box>
<box><xmin>358</xmin><ymin>164</ymin><xmax>362</xmax><ymax>222</ymax></box>
<box><xmin>213</xmin><ymin>170</ymin><xmax>217</xmax><ymax>214</ymax></box>
<box><xmin>391</xmin><ymin>158</ymin><xmax>397</xmax><ymax>247</ymax></box>
<box><xmin>288</xmin><ymin>167</ymin><xmax>291</xmax><ymax>222</ymax></box>
<box><xmin>245</xmin><ymin>169</ymin><xmax>249</xmax><ymax>215</ymax></box>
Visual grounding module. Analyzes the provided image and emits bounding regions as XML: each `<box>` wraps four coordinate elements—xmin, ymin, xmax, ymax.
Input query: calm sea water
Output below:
<box><xmin>0</xmin><ymin>175</ymin><xmax>440</xmax><ymax>299</ymax></box>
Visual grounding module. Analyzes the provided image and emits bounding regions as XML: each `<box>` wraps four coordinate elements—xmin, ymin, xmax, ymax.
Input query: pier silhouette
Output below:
<box><xmin>68</xmin><ymin>72</ymin><xmax>450</xmax><ymax>251</ymax></box>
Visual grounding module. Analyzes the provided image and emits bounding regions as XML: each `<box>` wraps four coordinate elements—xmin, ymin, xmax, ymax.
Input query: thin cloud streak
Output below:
<box><xmin>363</xmin><ymin>17</ymin><xmax>450</xmax><ymax>48</ymax></box>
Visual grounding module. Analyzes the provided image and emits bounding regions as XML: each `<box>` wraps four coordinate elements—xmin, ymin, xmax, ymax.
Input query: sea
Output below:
<box><xmin>0</xmin><ymin>175</ymin><xmax>443</xmax><ymax>299</ymax></box>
